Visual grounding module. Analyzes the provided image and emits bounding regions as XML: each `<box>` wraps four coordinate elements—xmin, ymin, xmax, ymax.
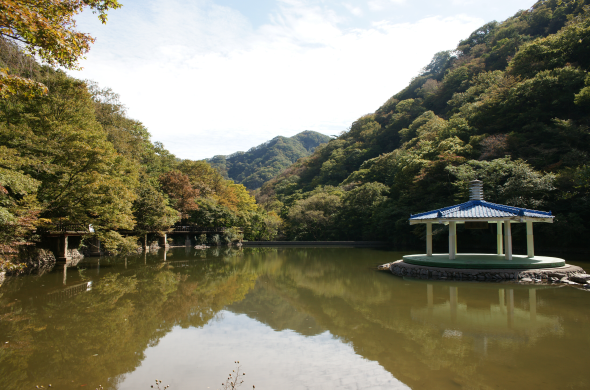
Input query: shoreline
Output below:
<box><xmin>242</xmin><ymin>241</ymin><xmax>389</xmax><ymax>247</ymax></box>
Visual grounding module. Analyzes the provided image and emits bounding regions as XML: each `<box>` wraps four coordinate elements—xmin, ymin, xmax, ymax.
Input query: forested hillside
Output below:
<box><xmin>0</xmin><ymin>38</ymin><xmax>281</xmax><ymax>271</ymax></box>
<box><xmin>207</xmin><ymin>131</ymin><xmax>330</xmax><ymax>190</ymax></box>
<box><xmin>259</xmin><ymin>0</ymin><xmax>590</xmax><ymax>250</ymax></box>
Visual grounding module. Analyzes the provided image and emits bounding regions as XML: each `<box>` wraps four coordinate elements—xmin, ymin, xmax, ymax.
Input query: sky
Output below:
<box><xmin>70</xmin><ymin>0</ymin><xmax>536</xmax><ymax>160</ymax></box>
<box><xmin>119</xmin><ymin>312</ymin><xmax>408</xmax><ymax>389</ymax></box>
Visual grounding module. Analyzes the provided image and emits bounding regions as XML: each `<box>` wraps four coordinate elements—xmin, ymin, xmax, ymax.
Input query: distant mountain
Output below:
<box><xmin>207</xmin><ymin>131</ymin><xmax>331</xmax><ymax>189</ymax></box>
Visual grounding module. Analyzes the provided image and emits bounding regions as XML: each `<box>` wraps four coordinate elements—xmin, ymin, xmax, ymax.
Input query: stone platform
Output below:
<box><xmin>403</xmin><ymin>253</ymin><xmax>565</xmax><ymax>269</ymax></box>
<box><xmin>386</xmin><ymin>260</ymin><xmax>585</xmax><ymax>282</ymax></box>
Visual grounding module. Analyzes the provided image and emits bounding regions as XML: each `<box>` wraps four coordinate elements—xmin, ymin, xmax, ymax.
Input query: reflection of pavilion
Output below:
<box><xmin>411</xmin><ymin>283</ymin><xmax>561</xmax><ymax>350</ymax></box>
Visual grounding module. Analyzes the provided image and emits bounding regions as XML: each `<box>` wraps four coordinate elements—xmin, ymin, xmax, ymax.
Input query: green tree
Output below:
<box><xmin>95</xmin><ymin>230</ymin><xmax>138</xmax><ymax>256</ymax></box>
<box><xmin>244</xmin><ymin>210</ymin><xmax>283</xmax><ymax>241</ymax></box>
<box><xmin>446</xmin><ymin>157</ymin><xmax>556</xmax><ymax>208</ymax></box>
<box><xmin>132</xmin><ymin>184</ymin><xmax>179</xmax><ymax>234</ymax></box>
<box><xmin>336</xmin><ymin>182</ymin><xmax>389</xmax><ymax>240</ymax></box>
<box><xmin>0</xmin><ymin>145</ymin><xmax>40</xmax><ymax>269</ymax></box>
<box><xmin>0</xmin><ymin>69</ymin><xmax>139</xmax><ymax>231</ymax></box>
<box><xmin>190</xmin><ymin>198</ymin><xmax>236</xmax><ymax>229</ymax></box>
<box><xmin>287</xmin><ymin>189</ymin><xmax>343</xmax><ymax>240</ymax></box>
<box><xmin>223</xmin><ymin>226</ymin><xmax>243</xmax><ymax>244</ymax></box>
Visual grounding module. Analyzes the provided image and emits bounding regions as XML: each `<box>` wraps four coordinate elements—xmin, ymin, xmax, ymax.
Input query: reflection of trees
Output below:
<box><xmin>227</xmin><ymin>248</ymin><xmax>589</xmax><ymax>390</ymax></box>
<box><xmin>2</xmin><ymin>248</ymin><xmax>589</xmax><ymax>390</ymax></box>
<box><xmin>0</xmin><ymin>253</ymin><xmax>256</xmax><ymax>390</ymax></box>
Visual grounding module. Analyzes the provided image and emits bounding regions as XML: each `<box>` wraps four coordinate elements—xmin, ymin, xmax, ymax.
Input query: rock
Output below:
<box><xmin>559</xmin><ymin>277</ymin><xmax>570</xmax><ymax>283</ymax></box>
<box><xmin>570</xmin><ymin>275</ymin><xmax>590</xmax><ymax>284</ymax></box>
<box><xmin>520</xmin><ymin>277</ymin><xmax>533</xmax><ymax>283</ymax></box>
<box><xmin>548</xmin><ymin>272</ymin><xmax>566</xmax><ymax>278</ymax></box>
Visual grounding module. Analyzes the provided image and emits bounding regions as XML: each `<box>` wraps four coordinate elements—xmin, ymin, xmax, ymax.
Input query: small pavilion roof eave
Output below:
<box><xmin>409</xmin><ymin>200</ymin><xmax>554</xmax><ymax>225</ymax></box>
<box><xmin>409</xmin><ymin>216</ymin><xmax>554</xmax><ymax>225</ymax></box>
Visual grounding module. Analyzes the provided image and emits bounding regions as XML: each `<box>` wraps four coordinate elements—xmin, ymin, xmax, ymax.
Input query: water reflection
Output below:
<box><xmin>0</xmin><ymin>248</ymin><xmax>255</xmax><ymax>390</ymax></box>
<box><xmin>413</xmin><ymin>283</ymin><xmax>561</xmax><ymax>352</ymax></box>
<box><xmin>0</xmin><ymin>248</ymin><xmax>589</xmax><ymax>390</ymax></box>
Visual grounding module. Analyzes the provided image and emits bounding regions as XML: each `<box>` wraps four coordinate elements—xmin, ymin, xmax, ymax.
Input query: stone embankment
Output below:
<box><xmin>20</xmin><ymin>248</ymin><xmax>57</xmax><ymax>273</ymax></box>
<box><xmin>379</xmin><ymin>260</ymin><xmax>590</xmax><ymax>288</ymax></box>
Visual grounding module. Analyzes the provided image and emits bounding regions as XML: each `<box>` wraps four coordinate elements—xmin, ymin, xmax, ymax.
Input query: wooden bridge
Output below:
<box><xmin>38</xmin><ymin>223</ymin><xmax>241</xmax><ymax>263</ymax></box>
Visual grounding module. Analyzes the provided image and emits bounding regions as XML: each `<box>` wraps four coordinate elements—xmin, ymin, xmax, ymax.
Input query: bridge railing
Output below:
<box><xmin>38</xmin><ymin>223</ymin><xmax>94</xmax><ymax>233</ymax></box>
<box><xmin>38</xmin><ymin>224</ymin><xmax>240</xmax><ymax>235</ymax></box>
<box><xmin>171</xmin><ymin>226</ymin><xmax>228</xmax><ymax>232</ymax></box>
<box><xmin>46</xmin><ymin>282</ymin><xmax>92</xmax><ymax>302</ymax></box>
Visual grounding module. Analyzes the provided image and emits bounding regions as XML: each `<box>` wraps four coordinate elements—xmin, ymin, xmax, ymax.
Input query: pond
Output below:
<box><xmin>1</xmin><ymin>247</ymin><xmax>589</xmax><ymax>390</ymax></box>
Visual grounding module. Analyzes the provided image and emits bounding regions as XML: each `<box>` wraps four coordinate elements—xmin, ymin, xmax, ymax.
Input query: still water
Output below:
<box><xmin>1</xmin><ymin>247</ymin><xmax>589</xmax><ymax>390</ymax></box>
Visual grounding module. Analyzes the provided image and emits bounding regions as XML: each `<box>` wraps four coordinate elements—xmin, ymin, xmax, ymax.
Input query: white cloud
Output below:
<box><xmin>344</xmin><ymin>3</ymin><xmax>363</xmax><ymax>16</ymax></box>
<box><xmin>72</xmin><ymin>1</ymin><xmax>483</xmax><ymax>160</ymax></box>
<box><xmin>450</xmin><ymin>0</ymin><xmax>533</xmax><ymax>8</ymax></box>
<box><xmin>368</xmin><ymin>1</ymin><xmax>385</xmax><ymax>11</ymax></box>
<box><xmin>368</xmin><ymin>0</ymin><xmax>406</xmax><ymax>11</ymax></box>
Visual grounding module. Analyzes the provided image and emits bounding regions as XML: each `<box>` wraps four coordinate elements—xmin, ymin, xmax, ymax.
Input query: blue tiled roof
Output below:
<box><xmin>409</xmin><ymin>200</ymin><xmax>553</xmax><ymax>220</ymax></box>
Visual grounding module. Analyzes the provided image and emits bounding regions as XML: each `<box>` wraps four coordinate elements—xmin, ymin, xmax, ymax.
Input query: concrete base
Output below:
<box><xmin>403</xmin><ymin>253</ymin><xmax>566</xmax><ymax>269</ymax></box>
<box><xmin>388</xmin><ymin>260</ymin><xmax>585</xmax><ymax>282</ymax></box>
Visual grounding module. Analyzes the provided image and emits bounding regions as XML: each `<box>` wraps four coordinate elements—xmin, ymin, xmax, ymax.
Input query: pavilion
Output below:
<box><xmin>403</xmin><ymin>180</ymin><xmax>565</xmax><ymax>269</ymax></box>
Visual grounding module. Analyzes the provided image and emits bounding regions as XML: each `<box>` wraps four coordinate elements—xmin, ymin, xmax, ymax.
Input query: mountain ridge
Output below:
<box><xmin>207</xmin><ymin>130</ymin><xmax>331</xmax><ymax>190</ymax></box>
<box><xmin>256</xmin><ymin>0</ymin><xmax>590</xmax><ymax>248</ymax></box>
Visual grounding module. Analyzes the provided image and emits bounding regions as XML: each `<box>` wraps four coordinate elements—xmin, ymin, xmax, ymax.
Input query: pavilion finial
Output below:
<box><xmin>469</xmin><ymin>180</ymin><xmax>483</xmax><ymax>200</ymax></box>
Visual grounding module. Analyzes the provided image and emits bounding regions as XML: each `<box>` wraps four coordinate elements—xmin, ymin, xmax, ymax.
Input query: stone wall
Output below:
<box><xmin>4</xmin><ymin>247</ymin><xmax>58</xmax><ymax>275</ymax></box>
<box><xmin>385</xmin><ymin>260</ymin><xmax>586</xmax><ymax>282</ymax></box>
<box><xmin>18</xmin><ymin>247</ymin><xmax>56</xmax><ymax>265</ymax></box>
<box><xmin>67</xmin><ymin>248</ymin><xmax>84</xmax><ymax>261</ymax></box>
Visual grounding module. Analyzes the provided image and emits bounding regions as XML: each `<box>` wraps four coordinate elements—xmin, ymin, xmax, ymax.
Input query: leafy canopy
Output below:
<box><xmin>0</xmin><ymin>0</ymin><xmax>122</xmax><ymax>97</ymax></box>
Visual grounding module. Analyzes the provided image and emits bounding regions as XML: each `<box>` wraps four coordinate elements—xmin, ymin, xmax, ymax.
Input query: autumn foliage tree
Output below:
<box><xmin>159</xmin><ymin>170</ymin><xmax>199</xmax><ymax>219</ymax></box>
<box><xmin>0</xmin><ymin>0</ymin><xmax>122</xmax><ymax>97</ymax></box>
